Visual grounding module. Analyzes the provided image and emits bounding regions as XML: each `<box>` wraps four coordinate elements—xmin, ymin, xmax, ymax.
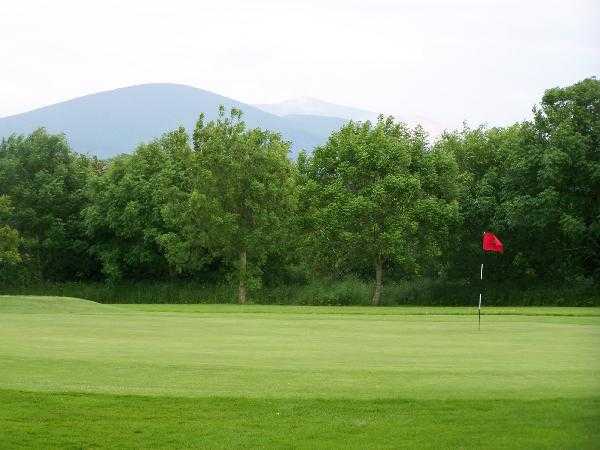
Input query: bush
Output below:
<box><xmin>2</xmin><ymin>277</ymin><xmax>598</xmax><ymax>306</ymax></box>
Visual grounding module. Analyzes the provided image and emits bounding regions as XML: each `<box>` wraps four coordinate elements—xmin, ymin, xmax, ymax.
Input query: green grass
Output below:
<box><xmin>121</xmin><ymin>303</ymin><xmax>600</xmax><ymax>316</ymax></box>
<box><xmin>0</xmin><ymin>295</ymin><xmax>121</xmax><ymax>313</ymax></box>
<box><xmin>3</xmin><ymin>392</ymin><xmax>598</xmax><ymax>449</ymax></box>
<box><xmin>1</xmin><ymin>296</ymin><xmax>599</xmax><ymax>448</ymax></box>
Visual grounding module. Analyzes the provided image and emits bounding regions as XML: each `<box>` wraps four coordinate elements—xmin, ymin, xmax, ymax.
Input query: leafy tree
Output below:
<box><xmin>299</xmin><ymin>117</ymin><xmax>460</xmax><ymax>304</ymax></box>
<box><xmin>1</xmin><ymin>78</ymin><xmax>597</xmax><ymax>295</ymax></box>
<box><xmin>83</xmin><ymin>128</ymin><xmax>191</xmax><ymax>281</ymax></box>
<box><xmin>435</xmin><ymin>124</ymin><xmax>523</xmax><ymax>280</ymax></box>
<box><xmin>503</xmin><ymin>77</ymin><xmax>600</xmax><ymax>280</ymax></box>
<box><xmin>163</xmin><ymin>107</ymin><xmax>296</xmax><ymax>303</ymax></box>
<box><xmin>0</xmin><ymin>129</ymin><xmax>96</xmax><ymax>280</ymax></box>
<box><xmin>0</xmin><ymin>195</ymin><xmax>20</xmax><ymax>266</ymax></box>
<box><xmin>440</xmin><ymin>77</ymin><xmax>600</xmax><ymax>282</ymax></box>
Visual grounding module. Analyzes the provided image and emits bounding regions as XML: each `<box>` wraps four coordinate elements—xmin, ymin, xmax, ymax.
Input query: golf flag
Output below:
<box><xmin>483</xmin><ymin>232</ymin><xmax>504</xmax><ymax>253</ymax></box>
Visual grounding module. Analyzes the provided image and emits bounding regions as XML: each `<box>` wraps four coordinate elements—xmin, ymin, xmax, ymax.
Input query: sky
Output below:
<box><xmin>1</xmin><ymin>0</ymin><xmax>599</xmax><ymax>130</ymax></box>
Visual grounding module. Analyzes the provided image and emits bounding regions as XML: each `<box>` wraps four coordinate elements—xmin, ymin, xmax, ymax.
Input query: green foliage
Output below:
<box><xmin>435</xmin><ymin>124</ymin><xmax>523</xmax><ymax>279</ymax></box>
<box><xmin>299</xmin><ymin>117</ymin><xmax>460</xmax><ymax>304</ymax></box>
<box><xmin>519</xmin><ymin>77</ymin><xmax>600</xmax><ymax>279</ymax></box>
<box><xmin>439</xmin><ymin>77</ymin><xmax>600</xmax><ymax>282</ymax></box>
<box><xmin>6</xmin><ymin>278</ymin><xmax>598</xmax><ymax>306</ymax></box>
<box><xmin>0</xmin><ymin>195</ymin><xmax>20</xmax><ymax>266</ymax></box>
<box><xmin>83</xmin><ymin>128</ymin><xmax>192</xmax><ymax>281</ymax></box>
<box><xmin>1</xmin><ymin>78</ymin><xmax>599</xmax><ymax>304</ymax></box>
<box><xmin>162</xmin><ymin>107</ymin><xmax>297</xmax><ymax>303</ymax></box>
<box><xmin>0</xmin><ymin>129</ymin><xmax>97</xmax><ymax>280</ymax></box>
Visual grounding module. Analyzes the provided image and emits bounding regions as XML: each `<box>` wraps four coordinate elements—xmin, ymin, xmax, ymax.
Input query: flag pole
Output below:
<box><xmin>479</xmin><ymin>263</ymin><xmax>483</xmax><ymax>330</ymax></box>
<box><xmin>481</xmin><ymin>231</ymin><xmax>503</xmax><ymax>330</ymax></box>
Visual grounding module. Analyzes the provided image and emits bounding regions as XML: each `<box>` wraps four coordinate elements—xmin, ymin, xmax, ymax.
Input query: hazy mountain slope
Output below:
<box><xmin>257</xmin><ymin>97</ymin><xmax>378</xmax><ymax>121</ymax></box>
<box><xmin>257</xmin><ymin>97</ymin><xmax>443</xmax><ymax>136</ymax></box>
<box><xmin>282</xmin><ymin>114</ymin><xmax>347</xmax><ymax>143</ymax></box>
<box><xmin>0</xmin><ymin>84</ymin><xmax>335</xmax><ymax>158</ymax></box>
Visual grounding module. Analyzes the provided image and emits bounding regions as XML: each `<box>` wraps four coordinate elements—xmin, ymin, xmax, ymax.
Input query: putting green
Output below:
<box><xmin>1</xmin><ymin>296</ymin><xmax>598</xmax><ymax>400</ymax></box>
<box><xmin>1</xmin><ymin>296</ymin><xmax>599</xmax><ymax>448</ymax></box>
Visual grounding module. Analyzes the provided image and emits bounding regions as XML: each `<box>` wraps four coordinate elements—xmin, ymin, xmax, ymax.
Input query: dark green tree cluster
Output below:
<box><xmin>1</xmin><ymin>78</ymin><xmax>598</xmax><ymax>303</ymax></box>
<box><xmin>0</xmin><ymin>195</ymin><xmax>20</xmax><ymax>267</ymax></box>
<box><xmin>298</xmin><ymin>118</ymin><xmax>459</xmax><ymax>304</ymax></box>
<box><xmin>0</xmin><ymin>129</ymin><xmax>98</xmax><ymax>281</ymax></box>
<box><xmin>438</xmin><ymin>78</ymin><xmax>599</xmax><ymax>282</ymax></box>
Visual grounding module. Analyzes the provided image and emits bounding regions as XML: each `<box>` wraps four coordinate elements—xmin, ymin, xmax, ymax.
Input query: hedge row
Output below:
<box><xmin>3</xmin><ymin>278</ymin><xmax>598</xmax><ymax>307</ymax></box>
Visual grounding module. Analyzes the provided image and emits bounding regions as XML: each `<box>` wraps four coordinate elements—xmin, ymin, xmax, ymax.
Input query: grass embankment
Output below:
<box><xmin>1</xmin><ymin>296</ymin><xmax>599</xmax><ymax>448</ymax></box>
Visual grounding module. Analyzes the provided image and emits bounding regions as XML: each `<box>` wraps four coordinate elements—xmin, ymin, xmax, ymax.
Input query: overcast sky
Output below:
<box><xmin>1</xmin><ymin>0</ymin><xmax>598</xmax><ymax>130</ymax></box>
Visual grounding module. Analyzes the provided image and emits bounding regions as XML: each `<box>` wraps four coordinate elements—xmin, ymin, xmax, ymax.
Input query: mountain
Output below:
<box><xmin>282</xmin><ymin>114</ymin><xmax>347</xmax><ymax>140</ymax></box>
<box><xmin>0</xmin><ymin>84</ymin><xmax>344</xmax><ymax>158</ymax></box>
<box><xmin>256</xmin><ymin>97</ymin><xmax>378</xmax><ymax>122</ymax></box>
<box><xmin>256</xmin><ymin>97</ymin><xmax>442</xmax><ymax>136</ymax></box>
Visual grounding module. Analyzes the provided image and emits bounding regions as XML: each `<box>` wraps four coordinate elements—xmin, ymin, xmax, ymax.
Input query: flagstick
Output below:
<box><xmin>479</xmin><ymin>263</ymin><xmax>483</xmax><ymax>330</ymax></box>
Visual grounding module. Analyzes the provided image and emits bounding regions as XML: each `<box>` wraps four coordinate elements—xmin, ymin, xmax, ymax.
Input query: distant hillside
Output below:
<box><xmin>282</xmin><ymin>114</ymin><xmax>347</xmax><ymax>142</ymax></box>
<box><xmin>0</xmin><ymin>84</ymin><xmax>344</xmax><ymax>158</ymax></box>
<box><xmin>257</xmin><ymin>97</ymin><xmax>378</xmax><ymax>121</ymax></box>
<box><xmin>257</xmin><ymin>97</ymin><xmax>442</xmax><ymax>136</ymax></box>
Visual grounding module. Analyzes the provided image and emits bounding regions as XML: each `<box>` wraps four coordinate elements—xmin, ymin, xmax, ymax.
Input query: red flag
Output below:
<box><xmin>483</xmin><ymin>232</ymin><xmax>504</xmax><ymax>253</ymax></box>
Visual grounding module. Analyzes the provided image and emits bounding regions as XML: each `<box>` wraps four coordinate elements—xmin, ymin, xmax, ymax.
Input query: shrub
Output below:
<box><xmin>2</xmin><ymin>277</ymin><xmax>598</xmax><ymax>306</ymax></box>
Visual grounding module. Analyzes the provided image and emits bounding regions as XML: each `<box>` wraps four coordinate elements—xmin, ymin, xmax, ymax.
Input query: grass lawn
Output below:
<box><xmin>1</xmin><ymin>296</ymin><xmax>599</xmax><ymax>448</ymax></box>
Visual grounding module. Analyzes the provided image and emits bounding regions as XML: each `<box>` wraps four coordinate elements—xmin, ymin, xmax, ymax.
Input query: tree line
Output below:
<box><xmin>1</xmin><ymin>78</ymin><xmax>598</xmax><ymax>304</ymax></box>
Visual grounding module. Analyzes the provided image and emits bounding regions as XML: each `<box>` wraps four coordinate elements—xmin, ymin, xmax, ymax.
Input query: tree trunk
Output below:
<box><xmin>371</xmin><ymin>256</ymin><xmax>383</xmax><ymax>306</ymax></box>
<box><xmin>238</xmin><ymin>249</ymin><xmax>247</xmax><ymax>304</ymax></box>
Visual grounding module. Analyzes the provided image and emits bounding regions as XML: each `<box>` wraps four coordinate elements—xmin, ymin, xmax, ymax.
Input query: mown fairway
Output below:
<box><xmin>1</xmin><ymin>296</ymin><xmax>599</xmax><ymax>448</ymax></box>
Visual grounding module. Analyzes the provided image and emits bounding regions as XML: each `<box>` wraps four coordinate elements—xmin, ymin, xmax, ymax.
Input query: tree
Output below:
<box><xmin>434</xmin><ymin>124</ymin><xmax>523</xmax><ymax>281</ymax></box>
<box><xmin>504</xmin><ymin>77</ymin><xmax>600</xmax><ymax>280</ymax></box>
<box><xmin>0</xmin><ymin>195</ymin><xmax>20</xmax><ymax>266</ymax></box>
<box><xmin>299</xmin><ymin>117</ymin><xmax>460</xmax><ymax>305</ymax></box>
<box><xmin>0</xmin><ymin>129</ymin><xmax>97</xmax><ymax>280</ymax></box>
<box><xmin>163</xmin><ymin>107</ymin><xmax>296</xmax><ymax>303</ymax></box>
<box><xmin>83</xmin><ymin>128</ymin><xmax>191</xmax><ymax>281</ymax></box>
<box><xmin>439</xmin><ymin>78</ymin><xmax>600</xmax><ymax>283</ymax></box>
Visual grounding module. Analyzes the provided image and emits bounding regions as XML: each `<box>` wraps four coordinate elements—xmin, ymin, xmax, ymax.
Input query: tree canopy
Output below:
<box><xmin>0</xmin><ymin>195</ymin><xmax>20</xmax><ymax>266</ymax></box>
<box><xmin>0</xmin><ymin>129</ymin><xmax>97</xmax><ymax>280</ymax></box>
<box><xmin>0</xmin><ymin>78</ymin><xmax>598</xmax><ymax>302</ymax></box>
<box><xmin>299</xmin><ymin>117</ymin><xmax>460</xmax><ymax>304</ymax></box>
<box><xmin>162</xmin><ymin>107</ymin><xmax>296</xmax><ymax>303</ymax></box>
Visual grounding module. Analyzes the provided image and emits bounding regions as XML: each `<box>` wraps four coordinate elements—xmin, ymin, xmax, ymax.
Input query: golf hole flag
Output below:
<box><xmin>483</xmin><ymin>231</ymin><xmax>504</xmax><ymax>253</ymax></box>
<box><xmin>478</xmin><ymin>231</ymin><xmax>504</xmax><ymax>330</ymax></box>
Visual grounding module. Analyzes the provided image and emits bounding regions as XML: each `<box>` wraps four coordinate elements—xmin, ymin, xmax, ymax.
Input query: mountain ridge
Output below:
<box><xmin>256</xmin><ymin>97</ymin><xmax>442</xmax><ymax>135</ymax></box>
<box><xmin>0</xmin><ymin>84</ymin><xmax>343</xmax><ymax>158</ymax></box>
<box><xmin>256</xmin><ymin>97</ymin><xmax>377</xmax><ymax>121</ymax></box>
<box><xmin>0</xmin><ymin>84</ymin><xmax>440</xmax><ymax>158</ymax></box>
